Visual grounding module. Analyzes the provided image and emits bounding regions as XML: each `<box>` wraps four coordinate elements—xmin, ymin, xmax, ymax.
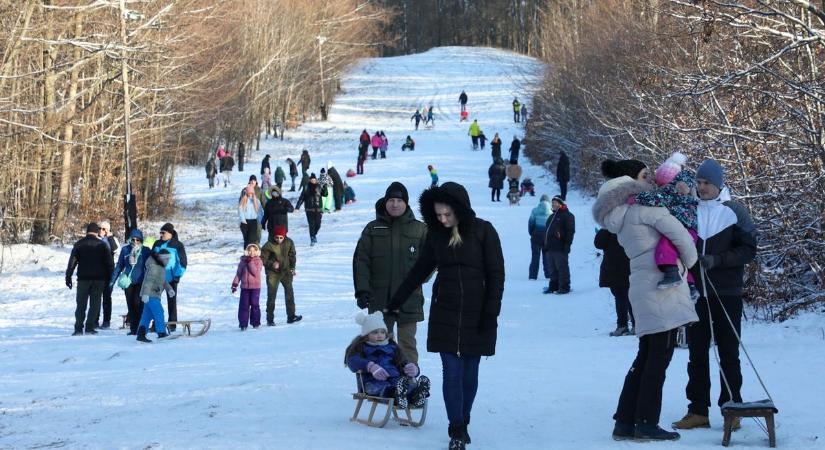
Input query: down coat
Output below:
<box><xmin>592</xmin><ymin>176</ymin><xmax>698</xmax><ymax>337</ymax></box>
<box><xmin>388</xmin><ymin>182</ymin><xmax>505</xmax><ymax>356</ymax></box>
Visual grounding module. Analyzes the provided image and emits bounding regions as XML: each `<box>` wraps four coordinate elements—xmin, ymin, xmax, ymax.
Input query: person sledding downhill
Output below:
<box><xmin>411</xmin><ymin>109</ymin><xmax>423</xmax><ymax>130</ymax></box>
<box><xmin>346</xmin><ymin>311</ymin><xmax>430</xmax><ymax>410</ymax></box>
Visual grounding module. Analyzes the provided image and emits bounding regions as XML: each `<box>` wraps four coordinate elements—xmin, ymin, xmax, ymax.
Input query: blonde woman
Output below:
<box><xmin>238</xmin><ymin>185</ymin><xmax>262</xmax><ymax>248</ymax></box>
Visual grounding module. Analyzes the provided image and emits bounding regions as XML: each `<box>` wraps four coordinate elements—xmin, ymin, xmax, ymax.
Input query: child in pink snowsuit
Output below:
<box><xmin>633</xmin><ymin>152</ymin><xmax>699</xmax><ymax>298</ymax></box>
<box><xmin>232</xmin><ymin>243</ymin><xmax>263</xmax><ymax>330</ymax></box>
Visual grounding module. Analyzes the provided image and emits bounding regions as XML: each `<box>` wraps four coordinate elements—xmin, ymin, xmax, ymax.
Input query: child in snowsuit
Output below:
<box><xmin>344</xmin><ymin>182</ymin><xmax>356</xmax><ymax>204</ymax></box>
<box><xmin>401</xmin><ymin>135</ymin><xmax>415</xmax><ymax>151</ymax></box>
<box><xmin>137</xmin><ymin>249</ymin><xmax>175</xmax><ymax>343</ymax></box>
<box><xmin>428</xmin><ymin>165</ymin><xmax>438</xmax><ymax>188</ymax></box>
<box><xmin>379</xmin><ymin>132</ymin><xmax>388</xmax><ymax>159</ymax></box>
<box><xmin>411</xmin><ymin>110</ymin><xmax>423</xmax><ymax>130</ymax></box>
<box><xmin>345</xmin><ymin>311</ymin><xmax>430</xmax><ymax>409</ymax></box>
<box><xmin>521</xmin><ymin>178</ymin><xmax>535</xmax><ymax>197</ymax></box>
<box><xmin>232</xmin><ymin>243</ymin><xmax>263</xmax><ymax>330</ymax></box>
<box><xmin>633</xmin><ymin>152</ymin><xmax>699</xmax><ymax>296</ymax></box>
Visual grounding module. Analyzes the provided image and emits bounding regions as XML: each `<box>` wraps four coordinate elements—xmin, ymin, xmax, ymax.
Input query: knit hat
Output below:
<box><xmin>86</xmin><ymin>222</ymin><xmax>100</xmax><ymax>233</ymax></box>
<box><xmin>273</xmin><ymin>225</ymin><xmax>287</xmax><ymax>237</ymax></box>
<box><xmin>551</xmin><ymin>195</ymin><xmax>566</xmax><ymax>205</ymax></box>
<box><xmin>160</xmin><ymin>223</ymin><xmax>175</xmax><ymax>234</ymax></box>
<box><xmin>384</xmin><ymin>181</ymin><xmax>409</xmax><ymax>204</ymax></box>
<box><xmin>245</xmin><ymin>243</ymin><xmax>260</xmax><ymax>252</ymax></box>
<box><xmin>654</xmin><ymin>152</ymin><xmax>687</xmax><ymax>186</ymax></box>
<box><xmin>310</xmin><ymin>173</ymin><xmax>317</xmax><ymax>180</ymax></box>
<box><xmin>601</xmin><ymin>159</ymin><xmax>648</xmax><ymax>180</ymax></box>
<box><xmin>356</xmin><ymin>311</ymin><xmax>386</xmax><ymax>336</ymax></box>
<box><xmin>320</xmin><ymin>168</ymin><xmax>326</xmax><ymax>175</ymax></box>
<box><xmin>696</xmin><ymin>159</ymin><xmax>724</xmax><ymax>189</ymax></box>
<box><xmin>427</xmin><ymin>165</ymin><xmax>433</xmax><ymax>170</ymax></box>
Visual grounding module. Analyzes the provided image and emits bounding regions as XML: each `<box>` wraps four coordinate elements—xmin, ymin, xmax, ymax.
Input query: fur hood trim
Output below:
<box><xmin>592</xmin><ymin>177</ymin><xmax>653</xmax><ymax>227</ymax></box>
<box><xmin>419</xmin><ymin>182</ymin><xmax>476</xmax><ymax>236</ymax></box>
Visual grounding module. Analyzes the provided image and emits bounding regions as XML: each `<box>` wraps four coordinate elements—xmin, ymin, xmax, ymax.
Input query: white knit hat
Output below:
<box><xmin>355</xmin><ymin>311</ymin><xmax>386</xmax><ymax>336</ymax></box>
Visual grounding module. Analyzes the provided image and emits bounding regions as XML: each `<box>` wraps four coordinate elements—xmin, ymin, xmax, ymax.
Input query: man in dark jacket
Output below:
<box><xmin>237</xmin><ymin>141</ymin><xmax>245</xmax><ymax>172</ymax></box>
<box><xmin>295</xmin><ymin>174</ymin><xmax>322</xmax><ymax>245</ymax></box>
<box><xmin>543</xmin><ymin>196</ymin><xmax>575</xmax><ymax>294</ymax></box>
<box><xmin>327</xmin><ymin>166</ymin><xmax>344</xmax><ymax>211</ymax></box>
<box><xmin>557</xmin><ymin>150</ymin><xmax>570</xmax><ymax>201</ymax></box>
<box><xmin>286</xmin><ymin>158</ymin><xmax>299</xmax><ymax>191</ymax></box>
<box><xmin>220</xmin><ymin>154</ymin><xmax>234</xmax><ymax>187</ymax></box>
<box><xmin>353</xmin><ymin>182</ymin><xmax>427</xmax><ymax>362</ymax></box>
<box><xmin>509</xmin><ymin>136</ymin><xmax>521</xmax><ymax>164</ymax></box>
<box><xmin>66</xmin><ymin>222</ymin><xmax>114</xmax><ymax>335</ymax></box>
<box><xmin>205</xmin><ymin>157</ymin><xmax>217</xmax><ymax>188</ymax></box>
<box><xmin>97</xmin><ymin>220</ymin><xmax>119</xmax><ymax>329</ymax></box>
<box><xmin>458</xmin><ymin>90</ymin><xmax>468</xmax><ymax>111</ymax></box>
<box><xmin>261</xmin><ymin>186</ymin><xmax>294</xmax><ymax>242</ymax></box>
<box><xmin>673</xmin><ymin>159</ymin><xmax>758</xmax><ymax>431</ymax></box>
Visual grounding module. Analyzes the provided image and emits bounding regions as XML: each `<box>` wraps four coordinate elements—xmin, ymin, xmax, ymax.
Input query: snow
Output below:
<box><xmin>1</xmin><ymin>46</ymin><xmax>823</xmax><ymax>449</ymax></box>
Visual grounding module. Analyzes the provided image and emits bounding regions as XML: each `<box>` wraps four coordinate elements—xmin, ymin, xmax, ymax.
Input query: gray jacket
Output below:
<box><xmin>592</xmin><ymin>176</ymin><xmax>698</xmax><ymax>337</ymax></box>
<box><xmin>140</xmin><ymin>255</ymin><xmax>174</xmax><ymax>302</ymax></box>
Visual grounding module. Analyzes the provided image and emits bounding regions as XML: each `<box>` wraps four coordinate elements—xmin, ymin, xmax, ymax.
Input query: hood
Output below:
<box><xmin>534</xmin><ymin>200</ymin><xmax>552</xmax><ymax>216</ymax></box>
<box><xmin>592</xmin><ymin>176</ymin><xmax>652</xmax><ymax>228</ymax></box>
<box><xmin>419</xmin><ymin>182</ymin><xmax>476</xmax><ymax>235</ymax></box>
<box><xmin>128</xmin><ymin>229</ymin><xmax>144</xmax><ymax>242</ymax></box>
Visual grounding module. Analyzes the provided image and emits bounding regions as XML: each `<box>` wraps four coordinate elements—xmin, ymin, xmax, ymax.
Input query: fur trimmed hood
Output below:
<box><xmin>419</xmin><ymin>182</ymin><xmax>476</xmax><ymax>236</ymax></box>
<box><xmin>592</xmin><ymin>176</ymin><xmax>653</xmax><ymax>228</ymax></box>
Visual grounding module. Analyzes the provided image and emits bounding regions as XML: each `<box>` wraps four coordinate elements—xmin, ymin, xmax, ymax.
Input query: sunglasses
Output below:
<box><xmin>274</xmin><ymin>236</ymin><xmax>285</xmax><ymax>240</ymax></box>
<box><xmin>131</xmin><ymin>238</ymin><xmax>141</xmax><ymax>243</ymax></box>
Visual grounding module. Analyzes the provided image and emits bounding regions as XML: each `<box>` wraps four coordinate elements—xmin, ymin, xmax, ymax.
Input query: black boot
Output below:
<box><xmin>634</xmin><ymin>423</ymin><xmax>680</xmax><ymax>441</ymax></box>
<box><xmin>136</xmin><ymin>326</ymin><xmax>152</xmax><ymax>343</ymax></box>
<box><xmin>448</xmin><ymin>425</ymin><xmax>467</xmax><ymax>450</ymax></box>
<box><xmin>612</xmin><ymin>421</ymin><xmax>634</xmax><ymax>441</ymax></box>
<box><xmin>464</xmin><ymin>415</ymin><xmax>472</xmax><ymax>444</ymax></box>
<box><xmin>657</xmin><ymin>265</ymin><xmax>682</xmax><ymax>289</ymax></box>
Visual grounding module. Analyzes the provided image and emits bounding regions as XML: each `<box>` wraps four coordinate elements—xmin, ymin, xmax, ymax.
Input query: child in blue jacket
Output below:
<box><xmin>345</xmin><ymin>311</ymin><xmax>430</xmax><ymax>409</ymax></box>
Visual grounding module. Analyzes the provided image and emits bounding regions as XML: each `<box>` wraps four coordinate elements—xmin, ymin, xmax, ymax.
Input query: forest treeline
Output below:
<box><xmin>523</xmin><ymin>0</ymin><xmax>825</xmax><ymax>318</ymax></box>
<box><xmin>0</xmin><ymin>0</ymin><xmax>388</xmax><ymax>245</ymax></box>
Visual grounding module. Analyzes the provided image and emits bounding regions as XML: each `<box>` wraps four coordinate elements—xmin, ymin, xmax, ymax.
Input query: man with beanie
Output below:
<box><xmin>66</xmin><ymin>222</ymin><xmax>114</xmax><ymax>335</ymax></box>
<box><xmin>261</xmin><ymin>185</ymin><xmax>294</xmax><ymax>242</ymax></box>
<box><xmin>353</xmin><ymin>181</ymin><xmax>427</xmax><ymax>362</ymax></box>
<box><xmin>543</xmin><ymin>196</ymin><xmax>575</xmax><ymax>294</ymax></box>
<box><xmin>673</xmin><ymin>159</ymin><xmax>758</xmax><ymax>431</ymax></box>
<box><xmin>152</xmin><ymin>223</ymin><xmax>187</xmax><ymax>331</ymax></box>
<box><xmin>261</xmin><ymin>225</ymin><xmax>300</xmax><ymax>325</ymax></box>
<box><xmin>295</xmin><ymin>173</ymin><xmax>323</xmax><ymax>245</ymax></box>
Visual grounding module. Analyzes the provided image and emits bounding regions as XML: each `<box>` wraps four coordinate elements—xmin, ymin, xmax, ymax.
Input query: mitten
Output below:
<box><xmin>699</xmin><ymin>254</ymin><xmax>719</xmax><ymax>271</ymax></box>
<box><xmin>367</xmin><ymin>362</ymin><xmax>389</xmax><ymax>381</ymax></box>
<box><xmin>65</xmin><ymin>276</ymin><xmax>73</xmax><ymax>289</ymax></box>
<box><xmin>356</xmin><ymin>292</ymin><xmax>371</xmax><ymax>310</ymax></box>
<box><xmin>231</xmin><ymin>283</ymin><xmax>238</xmax><ymax>294</ymax></box>
<box><xmin>403</xmin><ymin>362</ymin><xmax>419</xmax><ymax>377</ymax></box>
<box><xmin>165</xmin><ymin>286</ymin><xmax>176</xmax><ymax>298</ymax></box>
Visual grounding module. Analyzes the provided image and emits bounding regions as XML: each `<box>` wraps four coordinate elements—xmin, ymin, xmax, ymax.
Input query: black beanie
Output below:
<box><xmin>384</xmin><ymin>181</ymin><xmax>409</xmax><ymax>204</ymax></box>
<box><xmin>160</xmin><ymin>222</ymin><xmax>175</xmax><ymax>234</ymax></box>
<box><xmin>601</xmin><ymin>159</ymin><xmax>647</xmax><ymax>180</ymax></box>
<box><xmin>86</xmin><ymin>222</ymin><xmax>100</xmax><ymax>233</ymax></box>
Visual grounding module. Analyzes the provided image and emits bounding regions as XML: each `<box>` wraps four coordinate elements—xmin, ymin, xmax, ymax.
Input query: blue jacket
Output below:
<box><xmin>346</xmin><ymin>342</ymin><xmax>402</xmax><ymax>381</ymax></box>
<box><xmin>528</xmin><ymin>199</ymin><xmax>552</xmax><ymax>235</ymax></box>
<box><xmin>110</xmin><ymin>229</ymin><xmax>151</xmax><ymax>286</ymax></box>
<box><xmin>152</xmin><ymin>232</ymin><xmax>187</xmax><ymax>282</ymax></box>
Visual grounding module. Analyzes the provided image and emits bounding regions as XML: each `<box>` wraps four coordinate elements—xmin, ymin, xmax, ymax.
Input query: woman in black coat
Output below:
<box><xmin>387</xmin><ymin>182</ymin><xmax>504</xmax><ymax>449</ymax></box>
<box><xmin>260</xmin><ymin>154</ymin><xmax>271</xmax><ymax>176</ymax></box>
<box><xmin>487</xmin><ymin>158</ymin><xmax>506</xmax><ymax>202</ymax></box>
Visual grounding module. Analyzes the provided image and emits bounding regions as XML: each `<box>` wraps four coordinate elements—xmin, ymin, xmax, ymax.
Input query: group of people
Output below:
<box><xmin>67</xmin><ymin>221</ymin><xmax>187</xmax><ymax>343</ymax></box>
<box><xmin>512</xmin><ymin>97</ymin><xmax>528</xmax><ymax>123</ymax></box>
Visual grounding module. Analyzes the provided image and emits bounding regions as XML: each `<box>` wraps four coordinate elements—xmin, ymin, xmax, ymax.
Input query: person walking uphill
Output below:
<box><xmin>488</xmin><ymin>158</ymin><xmax>506</xmax><ymax>202</ymax></box>
<box><xmin>458</xmin><ymin>90</ymin><xmax>468</xmax><ymax>112</ymax></box>
<box><xmin>528</xmin><ymin>195</ymin><xmax>552</xmax><ymax>280</ymax></box>
<box><xmin>672</xmin><ymin>159</ymin><xmax>758</xmax><ymax>432</ymax></box>
<box><xmin>512</xmin><ymin>97</ymin><xmax>521</xmax><ymax>122</ymax></box>
<box><xmin>152</xmin><ymin>223</ymin><xmax>187</xmax><ymax>332</ymax></box>
<box><xmin>110</xmin><ymin>229</ymin><xmax>151</xmax><ymax>335</ymax></box>
<box><xmin>557</xmin><ymin>150</ymin><xmax>570</xmax><ymax>201</ymax></box>
<box><xmin>385</xmin><ymin>182</ymin><xmax>505</xmax><ymax>450</ymax></box>
<box><xmin>468</xmin><ymin>120</ymin><xmax>481</xmax><ymax>150</ymax></box>
<box><xmin>592</xmin><ymin>174</ymin><xmax>698</xmax><ymax>442</ymax></box>
<box><xmin>509</xmin><ymin>136</ymin><xmax>521</xmax><ymax>164</ymax></box>
<box><xmin>261</xmin><ymin>225</ymin><xmax>301</xmax><ymax>325</ymax></box>
<box><xmin>353</xmin><ymin>182</ymin><xmax>427</xmax><ymax>363</ymax></box>
<box><xmin>261</xmin><ymin>185</ymin><xmax>294</xmax><ymax>242</ymax></box>
<box><xmin>542</xmin><ymin>196</ymin><xmax>575</xmax><ymax>294</ymax></box>
<box><xmin>66</xmin><ymin>222</ymin><xmax>114</xmax><ymax>335</ymax></box>
<box><xmin>295</xmin><ymin>173</ymin><xmax>323</xmax><ymax>245</ymax></box>
<box><xmin>206</xmin><ymin>157</ymin><xmax>217</xmax><ymax>189</ymax></box>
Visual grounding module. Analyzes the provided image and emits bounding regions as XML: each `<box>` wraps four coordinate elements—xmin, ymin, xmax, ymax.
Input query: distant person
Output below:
<box><xmin>286</xmin><ymin>158</ymin><xmax>299</xmax><ymax>191</ymax></box>
<box><xmin>371</xmin><ymin>131</ymin><xmax>382</xmax><ymax>160</ymax></box>
<box><xmin>205</xmin><ymin>157</ymin><xmax>217</xmax><ymax>189</ymax></box>
<box><xmin>220</xmin><ymin>153</ymin><xmax>235</xmax><ymax>187</ymax></box>
<box><xmin>295</xmin><ymin>173</ymin><xmax>323</xmax><ymax>246</ymax></box>
<box><xmin>468</xmin><ymin>120</ymin><xmax>481</xmax><ymax>150</ymax></box>
<box><xmin>426</xmin><ymin>107</ymin><xmax>435</xmax><ymax>126</ymax></box>
<box><xmin>344</xmin><ymin>182</ymin><xmax>357</xmax><ymax>204</ymax></box>
<box><xmin>512</xmin><ymin>97</ymin><xmax>521</xmax><ymax>122</ymax></box>
<box><xmin>490</xmin><ymin>133</ymin><xmax>502</xmax><ymax>161</ymax></box>
<box><xmin>557</xmin><ymin>150</ymin><xmax>570</xmax><ymax>201</ymax></box>
<box><xmin>428</xmin><ymin>165</ymin><xmax>438</xmax><ymax>188</ymax></box>
<box><xmin>520</xmin><ymin>103</ymin><xmax>528</xmax><ymax>123</ymax></box>
<box><xmin>261</xmin><ymin>186</ymin><xmax>294</xmax><ymax>242</ymax></box>
<box><xmin>261</xmin><ymin>225</ymin><xmax>301</xmax><ymax>325</ymax></box>
<box><xmin>488</xmin><ymin>158</ymin><xmax>506</xmax><ymax>202</ymax></box>
<box><xmin>401</xmin><ymin>135</ymin><xmax>415</xmax><ymax>151</ymax></box>
<box><xmin>300</xmin><ymin>149</ymin><xmax>311</xmax><ymax>176</ymax></box>
<box><xmin>379</xmin><ymin>131</ymin><xmax>388</xmax><ymax>159</ymax></box>
<box><xmin>411</xmin><ymin>109</ymin><xmax>423</xmax><ymax>130</ymax></box>
<box><xmin>528</xmin><ymin>195</ymin><xmax>552</xmax><ymax>280</ymax></box>
<box><xmin>479</xmin><ymin>131</ymin><xmax>487</xmax><ymax>151</ymax></box>
<box><xmin>509</xmin><ymin>136</ymin><xmax>521</xmax><ymax>164</ymax></box>
<box><xmin>260</xmin><ymin>154</ymin><xmax>271</xmax><ymax>176</ymax></box>
<box><xmin>65</xmin><ymin>222</ymin><xmax>113</xmax><ymax>336</ymax></box>
<box><xmin>542</xmin><ymin>196</ymin><xmax>575</xmax><ymax>294</ymax></box>
<box><xmin>458</xmin><ymin>90</ymin><xmax>468</xmax><ymax>112</ymax></box>
<box><xmin>274</xmin><ymin>165</ymin><xmax>286</xmax><ymax>190</ymax></box>
<box><xmin>237</xmin><ymin>142</ymin><xmax>245</xmax><ymax>172</ymax></box>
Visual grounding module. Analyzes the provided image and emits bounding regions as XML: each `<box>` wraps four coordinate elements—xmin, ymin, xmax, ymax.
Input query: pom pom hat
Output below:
<box><xmin>654</xmin><ymin>152</ymin><xmax>687</xmax><ymax>186</ymax></box>
<box><xmin>356</xmin><ymin>311</ymin><xmax>386</xmax><ymax>336</ymax></box>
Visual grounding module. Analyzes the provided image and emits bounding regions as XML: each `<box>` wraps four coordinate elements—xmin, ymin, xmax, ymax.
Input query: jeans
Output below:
<box><xmin>529</xmin><ymin>231</ymin><xmax>548</xmax><ymax>279</ymax></box>
<box><xmin>614</xmin><ymin>329</ymin><xmax>677</xmax><ymax>425</ymax></box>
<box><xmin>440</xmin><ymin>352</ymin><xmax>481</xmax><ymax>426</ymax></box>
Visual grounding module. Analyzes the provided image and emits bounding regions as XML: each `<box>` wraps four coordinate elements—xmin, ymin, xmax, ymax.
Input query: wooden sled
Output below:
<box><xmin>351</xmin><ymin>372</ymin><xmax>427</xmax><ymax>428</ymax></box>
<box><xmin>721</xmin><ymin>399</ymin><xmax>778</xmax><ymax>448</ymax></box>
<box><xmin>166</xmin><ymin>319</ymin><xmax>211</xmax><ymax>337</ymax></box>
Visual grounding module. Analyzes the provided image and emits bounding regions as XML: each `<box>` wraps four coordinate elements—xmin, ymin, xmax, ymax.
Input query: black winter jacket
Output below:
<box><xmin>557</xmin><ymin>152</ymin><xmax>570</xmax><ymax>183</ymax></box>
<box><xmin>488</xmin><ymin>162</ymin><xmax>506</xmax><ymax>189</ymax></box>
<box><xmin>388</xmin><ymin>182</ymin><xmax>505</xmax><ymax>356</ymax></box>
<box><xmin>594</xmin><ymin>229</ymin><xmax>629</xmax><ymax>288</ymax></box>
<box><xmin>260</xmin><ymin>155</ymin><xmax>271</xmax><ymax>175</ymax></box>
<box><xmin>296</xmin><ymin>182</ymin><xmax>322</xmax><ymax>211</ymax></box>
<box><xmin>66</xmin><ymin>234</ymin><xmax>114</xmax><ymax>281</ymax></box>
<box><xmin>509</xmin><ymin>139</ymin><xmax>521</xmax><ymax>163</ymax></box>
<box><xmin>261</xmin><ymin>196</ymin><xmax>294</xmax><ymax>232</ymax></box>
<box><xmin>543</xmin><ymin>206</ymin><xmax>575</xmax><ymax>253</ymax></box>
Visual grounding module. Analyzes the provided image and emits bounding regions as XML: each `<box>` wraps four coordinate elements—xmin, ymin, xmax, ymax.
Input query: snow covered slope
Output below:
<box><xmin>1</xmin><ymin>47</ymin><xmax>822</xmax><ymax>449</ymax></box>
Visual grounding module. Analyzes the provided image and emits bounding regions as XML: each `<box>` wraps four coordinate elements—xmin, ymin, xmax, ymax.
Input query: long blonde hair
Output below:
<box><xmin>239</xmin><ymin>189</ymin><xmax>260</xmax><ymax>212</ymax></box>
<box><xmin>449</xmin><ymin>226</ymin><xmax>463</xmax><ymax>248</ymax></box>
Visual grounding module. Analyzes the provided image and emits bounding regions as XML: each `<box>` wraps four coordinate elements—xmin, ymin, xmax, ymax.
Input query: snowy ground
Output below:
<box><xmin>1</xmin><ymin>47</ymin><xmax>823</xmax><ymax>450</ymax></box>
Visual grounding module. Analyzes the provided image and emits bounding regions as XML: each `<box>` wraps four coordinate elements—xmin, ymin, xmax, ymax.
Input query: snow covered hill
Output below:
<box><xmin>1</xmin><ymin>47</ymin><xmax>823</xmax><ymax>449</ymax></box>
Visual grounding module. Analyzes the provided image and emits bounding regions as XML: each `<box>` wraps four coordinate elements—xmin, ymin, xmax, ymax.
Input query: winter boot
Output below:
<box><xmin>672</xmin><ymin>413</ymin><xmax>710</xmax><ymax>429</ymax></box>
<box><xmin>72</xmin><ymin>329</ymin><xmax>83</xmax><ymax>336</ymax></box>
<box><xmin>448</xmin><ymin>425</ymin><xmax>467</xmax><ymax>450</ymax></box>
<box><xmin>287</xmin><ymin>315</ymin><xmax>302</xmax><ymax>324</ymax></box>
<box><xmin>267</xmin><ymin>321</ymin><xmax>275</xmax><ymax>326</ymax></box>
<box><xmin>543</xmin><ymin>285</ymin><xmax>557</xmax><ymax>294</ymax></box>
<box><xmin>395</xmin><ymin>377</ymin><xmax>410</xmax><ymax>410</ymax></box>
<box><xmin>464</xmin><ymin>415</ymin><xmax>472</xmax><ymax>444</ymax></box>
<box><xmin>609</xmin><ymin>326</ymin><xmax>629</xmax><ymax>337</ymax></box>
<box><xmin>136</xmin><ymin>326</ymin><xmax>152</xmax><ymax>343</ymax></box>
<box><xmin>634</xmin><ymin>423</ymin><xmax>680</xmax><ymax>441</ymax></box>
<box><xmin>612</xmin><ymin>421</ymin><xmax>635</xmax><ymax>441</ymax></box>
<box><xmin>157</xmin><ymin>332</ymin><xmax>169</xmax><ymax>339</ymax></box>
<box><xmin>657</xmin><ymin>265</ymin><xmax>683</xmax><ymax>289</ymax></box>
<box><xmin>410</xmin><ymin>376</ymin><xmax>430</xmax><ymax>408</ymax></box>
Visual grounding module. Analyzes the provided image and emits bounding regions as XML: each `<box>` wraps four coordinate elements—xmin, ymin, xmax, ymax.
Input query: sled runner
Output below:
<box><xmin>721</xmin><ymin>400</ymin><xmax>777</xmax><ymax>448</ymax></box>
<box><xmin>351</xmin><ymin>371</ymin><xmax>427</xmax><ymax>428</ymax></box>
<box><xmin>166</xmin><ymin>319</ymin><xmax>211</xmax><ymax>337</ymax></box>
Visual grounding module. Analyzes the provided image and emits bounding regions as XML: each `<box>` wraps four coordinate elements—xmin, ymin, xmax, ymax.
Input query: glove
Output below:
<box><xmin>403</xmin><ymin>363</ymin><xmax>419</xmax><ymax>377</ymax></box>
<box><xmin>165</xmin><ymin>287</ymin><xmax>176</xmax><ymax>298</ymax></box>
<box><xmin>356</xmin><ymin>293</ymin><xmax>371</xmax><ymax>310</ymax></box>
<box><xmin>65</xmin><ymin>276</ymin><xmax>73</xmax><ymax>289</ymax></box>
<box><xmin>367</xmin><ymin>362</ymin><xmax>389</xmax><ymax>381</ymax></box>
<box><xmin>231</xmin><ymin>283</ymin><xmax>238</xmax><ymax>294</ymax></box>
<box><xmin>699</xmin><ymin>254</ymin><xmax>719</xmax><ymax>271</ymax></box>
<box><xmin>478</xmin><ymin>314</ymin><xmax>498</xmax><ymax>332</ymax></box>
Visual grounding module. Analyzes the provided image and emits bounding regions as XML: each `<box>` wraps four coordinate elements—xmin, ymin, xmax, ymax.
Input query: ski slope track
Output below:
<box><xmin>1</xmin><ymin>47</ymin><xmax>823</xmax><ymax>449</ymax></box>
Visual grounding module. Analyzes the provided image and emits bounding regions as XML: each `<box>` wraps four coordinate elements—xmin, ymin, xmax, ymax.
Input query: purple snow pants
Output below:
<box><xmin>239</xmin><ymin>288</ymin><xmax>261</xmax><ymax>328</ymax></box>
<box><xmin>655</xmin><ymin>228</ymin><xmax>698</xmax><ymax>283</ymax></box>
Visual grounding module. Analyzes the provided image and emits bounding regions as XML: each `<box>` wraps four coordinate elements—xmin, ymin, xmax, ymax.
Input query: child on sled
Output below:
<box><xmin>506</xmin><ymin>178</ymin><xmax>521</xmax><ymax>205</ymax></box>
<box><xmin>520</xmin><ymin>177</ymin><xmax>535</xmax><ymax>197</ymax></box>
<box><xmin>345</xmin><ymin>311</ymin><xmax>430</xmax><ymax>409</ymax></box>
